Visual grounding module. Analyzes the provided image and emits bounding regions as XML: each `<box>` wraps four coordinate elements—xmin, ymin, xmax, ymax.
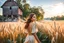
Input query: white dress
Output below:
<box><xmin>24</xmin><ymin>22</ymin><xmax>38</xmax><ymax>43</ymax></box>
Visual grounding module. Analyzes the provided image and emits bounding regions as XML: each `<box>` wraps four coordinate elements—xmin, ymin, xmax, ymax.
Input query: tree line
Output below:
<box><xmin>51</xmin><ymin>15</ymin><xmax>64</xmax><ymax>20</ymax></box>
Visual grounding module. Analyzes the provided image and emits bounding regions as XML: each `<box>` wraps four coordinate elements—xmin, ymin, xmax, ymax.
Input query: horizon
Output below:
<box><xmin>0</xmin><ymin>0</ymin><xmax>64</xmax><ymax>18</ymax></box>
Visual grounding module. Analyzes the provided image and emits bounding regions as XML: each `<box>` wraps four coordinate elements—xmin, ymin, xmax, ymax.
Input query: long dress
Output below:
<box><xmin>24</xmin><ymin>22</ymin><xmax>38</xmax><ymax>43</ymax></box>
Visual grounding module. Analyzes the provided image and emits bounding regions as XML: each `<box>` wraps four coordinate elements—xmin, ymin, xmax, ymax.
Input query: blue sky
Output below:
<box><xmin>0</xmin><ymin>0</ymin><xmax>64</xmax><ymax>6</ymax></box>
<box><xmin>0</xmin><ymin>0</ymin><xmax>6</xmax><ymax>6</ymax></box>
<box><xmin>0</xmin><ymin>0</ymin><xmax>64</xmax><ymax>18</ymax></box>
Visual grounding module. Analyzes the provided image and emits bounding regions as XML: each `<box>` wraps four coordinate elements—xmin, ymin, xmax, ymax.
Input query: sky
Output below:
<box><xmin>0</xmin><ymin>0</ymin><xmax>64</xmax><ymax>18</ymax></box>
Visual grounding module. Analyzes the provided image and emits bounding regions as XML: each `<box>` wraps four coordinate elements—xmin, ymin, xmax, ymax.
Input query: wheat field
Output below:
<box><xmin>0</xmin><ymin>21</ymin><xmax>64</xmax><ymax>43</ymax></box>
<box><xmin>40</xmin><ymin>20</ymin><xmax>64</xmax><ymax>43</ymax></box>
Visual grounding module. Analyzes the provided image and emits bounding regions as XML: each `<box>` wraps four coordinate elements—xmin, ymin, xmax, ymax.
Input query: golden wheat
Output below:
<box><xmin>39</xmin><ymin>21</ymin><xmax>64</xmax><ymax>43</ymax></box>
<box><xmin>0</xmin><ymin>21</ymin><xmax>64</xmax><ymax>43</ymax></box>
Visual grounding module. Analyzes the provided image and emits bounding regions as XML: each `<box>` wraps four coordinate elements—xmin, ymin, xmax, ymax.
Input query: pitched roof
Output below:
<box><xmin>1</xmin><ymin>1</ymin><xmax>18</xmax><ymax>7</ymax></box>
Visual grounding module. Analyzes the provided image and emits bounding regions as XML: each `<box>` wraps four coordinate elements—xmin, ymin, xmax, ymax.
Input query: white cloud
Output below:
<box><xmin>42</xmin><ymin>2</ymin><xmax>64</xmax><ymax>18</ymax></box>
<box><xmin>27</xmin><ymin>0</ymin><xmax>30</xmax><ymax>4</ymax></box>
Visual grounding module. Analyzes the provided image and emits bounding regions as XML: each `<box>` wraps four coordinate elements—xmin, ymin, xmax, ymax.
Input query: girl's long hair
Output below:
<box><xmin>25</xmin><ymin>13</ymin><xmax>35</xmax><ymax>29</ymax></box>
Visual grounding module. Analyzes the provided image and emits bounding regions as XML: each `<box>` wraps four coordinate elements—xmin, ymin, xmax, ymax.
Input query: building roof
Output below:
<box><xmin>1</xmin><ymin>0</ymin><xmax>18</xmax><ymax>7</ymax></box>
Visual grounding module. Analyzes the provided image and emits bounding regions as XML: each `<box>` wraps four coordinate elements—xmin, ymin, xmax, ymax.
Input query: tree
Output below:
<box><xmin>23</xmin><ymin>3</ymin><xmax>31</xmax><ymax>17</ymax></box>
<box><xmin>23</xmin><ymin>0</ymin><xmax>26</xmax><ymax>3</ymax></box>
<box><xmin>51</xmin><ymin>15</ymin><xmax>64</xmax><ymax>20</ymax></box>
<box><xmin>30</xmin><ymin>7</ymin><xmax>44</xmax><ymax>20</ymax></box>
<box><xmin>15</xmin><ymin>0</ymin><xmax>44</xmax><ymax>20</ymax></box>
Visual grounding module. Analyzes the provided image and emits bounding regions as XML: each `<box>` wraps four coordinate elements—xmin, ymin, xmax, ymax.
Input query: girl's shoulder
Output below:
<box><xmin>30</xmin><ymin>21</ymin><xmax>36</xmax><ymax>25</ymax></box>
<box><xmin>29</xmin><ymin>22</ymin><xmax>34</xmax><ymax>26</ymax></box>
<box><xmin>29</xmin><ymin>22</ymin><xmax>35</xmax><ymax>28</ymax></box>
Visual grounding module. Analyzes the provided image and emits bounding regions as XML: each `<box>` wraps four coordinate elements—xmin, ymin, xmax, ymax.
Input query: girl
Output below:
<box><xmin>24</xmin><ymin>13</ymin><xmax>41</xmax><ymax>43</ymax></box>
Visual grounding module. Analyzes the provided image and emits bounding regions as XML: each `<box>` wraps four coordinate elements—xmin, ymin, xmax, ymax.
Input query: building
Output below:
<box><xmin>1</xmin><ymin>0</ymin><xmax>23</xmax><ymax>21</ymax></box>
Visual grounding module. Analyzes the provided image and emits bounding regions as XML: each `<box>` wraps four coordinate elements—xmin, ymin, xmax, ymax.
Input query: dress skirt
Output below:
<box><xmin>24</xmin><ymin>35</ymin><xmax>35</xmax><ymax>43</ymax></box>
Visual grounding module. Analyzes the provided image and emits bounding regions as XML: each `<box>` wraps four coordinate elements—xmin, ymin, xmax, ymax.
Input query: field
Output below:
<box><xmin>40</xmin><ymin>20</ymin><xmax>64</xmax><ymax>43</ymax></box>
<box><xmin>0</xmin><ymin>21</ymin><xmax>64</xmax><ymax>43</ymax></box>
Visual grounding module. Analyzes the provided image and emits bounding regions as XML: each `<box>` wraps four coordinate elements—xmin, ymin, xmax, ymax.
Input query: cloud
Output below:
<box><xmin>42</xmin><ymin>2</ymin><xmax>64</xmax><ymax>18</ymax></box>
<box><xmin>26</xmin><ymin>0</ymin><xmax>30</xmax><ymax>4</ymax></box>
<box><xmin>27</xmin><ymin>0</ymin><xmax>30</xmax><ymax>4</ymax></box>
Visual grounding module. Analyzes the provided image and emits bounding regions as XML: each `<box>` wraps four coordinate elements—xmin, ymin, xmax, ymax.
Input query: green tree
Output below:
<box><xmin>30</xmin><ymin>7</ymin><xmax>44</xmax><ymax>20</ymax></box>
<box><xmin>51</xmin><ymin>15</ymin><xmax>64</xmax><ymax>20</ymax></box>
<box><xmin>23</xmin><ymin>3</ymin><xmax>31</xmax><ymax>17</ymax></box>
<box><xmin>15</xmin><ymin>0</ymin><xmax>44</xmax><ymax>20</ymax></box>
<box><xmin>23</xmin><ymin>0</ymin><xmax>26</xmax><ymax>3</ymax></box>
